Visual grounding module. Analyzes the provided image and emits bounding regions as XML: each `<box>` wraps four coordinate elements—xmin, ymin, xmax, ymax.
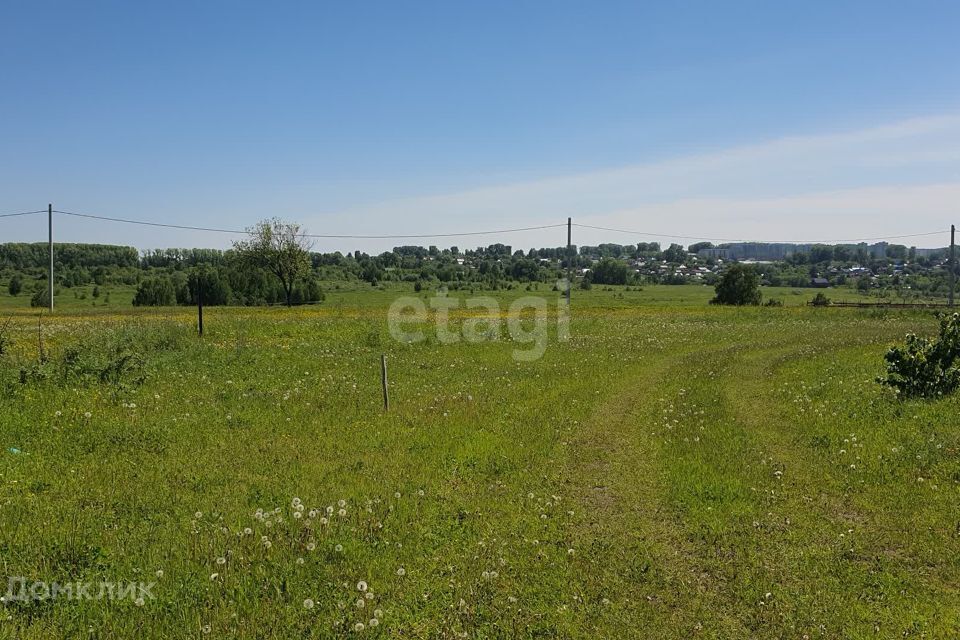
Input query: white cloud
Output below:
<box><xmin>305</xmin><ymin>111</ymin><xmax>960</xmax><ymax>250</ymax></box>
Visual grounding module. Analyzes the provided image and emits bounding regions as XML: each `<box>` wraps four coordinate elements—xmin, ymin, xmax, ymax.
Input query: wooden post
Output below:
<box><xmin>48</xmin><ymin>204</ymin><xmax>54</xmax><ymax>312</ymax></box>
<box><xmin>380</xmin><ymin>354</ymin><xmax>389</xmax><ymax>412</ymax></box>
<box><xmin>566</xmin><ymin>217</ymin><xmax>572</xmax><ymax>306</ymax></box>
<box><xmin>197</xmin><ymin>277</ymin><xmax>204</xmax><ymax>336</ymax></box>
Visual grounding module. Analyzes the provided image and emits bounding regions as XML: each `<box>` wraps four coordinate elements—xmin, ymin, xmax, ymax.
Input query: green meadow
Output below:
<box><xmin>0</xmin><ymin>286</ymin><xmax>958</xmax><ymax>638</ymax></box>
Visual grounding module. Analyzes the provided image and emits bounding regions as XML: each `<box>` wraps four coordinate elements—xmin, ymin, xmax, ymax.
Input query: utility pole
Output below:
<box><xmin>48</xmin><ymin>204</ymin><xmax>54</xmax><ymax>312</ymax></box>
<box><xmin>566</xmin><ymin>217</ymin><xmax>572</xmax><ymax>306</ymax></box>
<box><xmin>950</xmin><ymin>224</ymin><xmax>956</xmax><ymax>308</ymax></box>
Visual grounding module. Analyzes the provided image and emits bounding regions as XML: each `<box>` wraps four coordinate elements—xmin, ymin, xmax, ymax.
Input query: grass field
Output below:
<box><xmin>1</xmin><ymin>288</ymin><xmax>958</xmax><ymax>638</ymax></box>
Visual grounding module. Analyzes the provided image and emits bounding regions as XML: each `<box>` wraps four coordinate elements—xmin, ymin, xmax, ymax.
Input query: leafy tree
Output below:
<box><xmin>688</xmin><ymin>242</ymin><xmax>713</xmax><ymax>254</ymax></box>
<box><xmin>187</xmin><ymin>269</ymin><xmax>232</xmax><ymax>306</ymax></box>
<box><xmin>233</xmin><ymin>218</ymin><xmax>313</xmax><ymax>306</ymax></box>
<box><xmin>590</xmin><ymin>258</ymin><xmax>628</xmax><ymax>285</ymax></box>
<box><xmin>661</xmin><ymin>243</ymin><xmax>687</xmax><ymax>264</ymax></box>
<box><xmin>8</xmin><ymin>275</ymin><xmax>22</xmax><ymax>296</ymax></box>
<box><xmin>711</xmin><ymin>264</ymin><xmax>761</xmax><ymax>306</ymax></box>
<box><xmin>132</xmin><ymin>277</ymin><xmax>175</xmax><ymax>306</ymax></box>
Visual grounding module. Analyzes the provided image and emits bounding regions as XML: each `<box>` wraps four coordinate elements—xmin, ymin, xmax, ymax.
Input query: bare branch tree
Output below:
<box><xmin>233</xmin><ymin>218</ymin><xmax>314</xmax><ymax>306</ymax></box>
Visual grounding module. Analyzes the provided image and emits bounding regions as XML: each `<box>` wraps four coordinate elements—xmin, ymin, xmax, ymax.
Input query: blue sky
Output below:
<box><xmin>2</xmin><ymin>0</ymin><xmax>959</xmax><ymax>251</ymax></box>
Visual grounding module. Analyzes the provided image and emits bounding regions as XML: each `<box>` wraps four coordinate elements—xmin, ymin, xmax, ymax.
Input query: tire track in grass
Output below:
<box><xmin>559</xmin><ymin>335</ymin><xmax>766</xmax><ymax>638</ymax></box>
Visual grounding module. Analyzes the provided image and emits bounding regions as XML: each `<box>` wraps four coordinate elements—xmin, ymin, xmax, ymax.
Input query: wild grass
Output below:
<box><xmin>0</xmin><ymin>291</ymin><xmax>957</xmax><ymax>638</ymax></box>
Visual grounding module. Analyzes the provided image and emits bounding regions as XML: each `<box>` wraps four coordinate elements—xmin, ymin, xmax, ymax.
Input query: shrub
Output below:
<box><xmin>30</xmin><ymin>286</ymin><xmax>50</xmax><ymax>308</ymax></box>
<box><xmin>711</xmin><ymin>264</ymin><xmax>761</xmax><ymax>306</ymax></box>
<box><xmin>133</xmin><ymin>277</ymin><xmax>176</xmax><ymax>307</ymax></box>
<box><xmin>879</xmin><ymin>313</ymin><xmax>960</xmax><ymax>398</ymax></box>
<box><xmin>8</xmin><ymin>275</ymin><xmax>22</xmax><ymax>296</ymax></box>
<box><xmin>811</xmin><ymin>292</ymin><xmax>831</xmax><ymax>307</ymax></box>
<box><xmin>764</xmin><ymin>298</ymin><xmax>784</xmax><ymax>307</ymax></box>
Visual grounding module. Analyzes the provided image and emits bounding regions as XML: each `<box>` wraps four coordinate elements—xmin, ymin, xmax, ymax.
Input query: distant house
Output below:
<box><xmin>811</xmin><ymin>277</ymin><xmax>830</xmax><ymax>288</ymax></box>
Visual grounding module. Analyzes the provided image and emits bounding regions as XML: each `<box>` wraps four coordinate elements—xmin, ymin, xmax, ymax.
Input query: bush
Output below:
<box><xmin>811</xmin><ymin>292</ymin><xmax>831</xmax><ymax>307</ymax></box>
<box><xmin>8</xmin><ymin>275</ymin><xmax>22</xmax><ymax>296</ymax></box>
<box><xmin>30</xmin><ymin>286</ymin><xmax>50</xmax><ymax>308</ymax></box>
<box><xmin>133</xmin><ymin>277</ymin><xmax>176</xmax><ymax>307</ymax></box>
<box><xmin>764</xmin><ymin>298</ymin><xmax>784</xmax><ymax>307</ymax></box>
<box><xmin>711</xmin><ymin>264</ymin><xmax>761</xmax><ymax>306</ymax></box>
<box><xmin>879</xmin><ymin>313</ymin><xmax>960</xmax><ymax>398</ymax></box>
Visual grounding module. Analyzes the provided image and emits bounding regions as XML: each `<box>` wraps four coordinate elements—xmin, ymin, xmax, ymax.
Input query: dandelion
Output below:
<box><xmin>134</xmin><ymin>597</ymin><xmax>145</xmax><ymax>607</ymax></box>
<box><xmin>339</xmin><ymin>509</ymin><xmax>347</xmax><ymax>517</ymax></box>
<box><xmin>368</xmin><ymin>618</ymin><xmax>379</xmax><ymax>628</ymax></box>
<box><xmin>418</xmin><ymin>489</ymin><xmax>425</xmax><ymax>496</ymax></box>
<box><xmin>338</xmin><ymin>499</ymin><xmax>347</xmax><ymax>508</ymax></box>
<box><xmin>263</xmin><ymin>540</ymin><xmax>272</xmax><ymax>549</ymax></box>
<box><xmin>293</xmin><ymin>511</ymin><xmax>303</xmax><ymax>519</ymax></box>
<box><xmin>354</xmin><ymin>622</ymin><xmax>365</xmax><ymax>632</ymax></box>
<box><xmin>335</xmin><ymin>544</ymin><xmax>343</xmax><ymax>552</ymax></box>
<box><xmin>84</xmin><ymin>412</ymin><xmax>92</xmax><ymax>418</ymax></box>
<box><xmin>243</xmin><ymin>527</ymin><xmax>253</xmax><ymax>535</ymax></box>
<box><xmin>54</xmin><ymin>410</ymin><xmax>62</xmax><ymax>417</ymax></box>
<box><xmin>365</xmin><ymin>592</ymin><xmax>374</xmax><ymax>600</ymax></box>
<box><xmin>210</xmin><ymin>573</ymin><xmax>219</xmax><ymax>581</ymax></box>
<box><xmin>292</xmin><ymin>497</ymin><xmax>302</xmax><ymax>508</ymax></box>
<box><xmin>319</xmin><ymin>517</ymin><xmax>329</xmax><ymax>526</ymax></box>
<box><xmin>296</xmin><ymin>557</ymin><xmax>305</xmax><ymax>565</ymax></box>
<box><xmin>308</xmin><ymin>509</ymin><xmax>318</xmax><ymax>518</ymax></box>
<box><xmin>567</xmin><ymin>548</ymin><xmax>575</xmax><ymax>556</ymax></box>
<box><xmin>355</xmin><ymin>597</ymin><xmax>366</xmax><ymax>609</ymax></box>
<box><xmin>396</xmin><ymin>567</ymin><xmax>406</xmax><ymax>577</ymax></box>
<box><xmin>216</xmin><ymin>557</ymin><xmax>226</xmax><ymax>565</ymax></box>
<box><xmin>357</xmin><ymin>581</ymin><xmax>368</xmax><ymax>592</ymax></box>
<box><xmin>155</xmin><ymin>570</ymin><xmax>164</xmax><ymax>578</ymax></box>
<box><xmin>303</xmin><ymin>598</ymin><xmax>314</xmax><ymax>610</ymax></box>
<box><xmin>201</xmin><ymin>625</ymin><xmax>212</xmax><ymax>634</ymax></box>
<box><xmin>326</xmin><ymin>506</ymin><xmax>334</xmax><ymax>515</ymax></box>
<box><xmin>394</xmin><ymin>492</ymin><xmax>401</xmax><ymax>499</ymax></box>
<box><xmin>306</xmin><ymin>542</ymin><xmax>316</xmax><ymax>551</ymax></box>
<box><xmin>374</xmin><ymin>609</ymin><xmax>383</xmax><ymax>618</ymax></box>
<box><xmin>195</xmin><ymin>511</ymin><xmax>203</xmax><ymax>519</ymax></box>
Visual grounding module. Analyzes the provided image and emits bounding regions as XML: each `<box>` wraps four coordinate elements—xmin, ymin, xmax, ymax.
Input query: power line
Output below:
<box><xmin>0</xmin><ymin>209</ymin><xmax>47</xmax><ymax>218</ymax></box>
<box><xmin>572</xmin><ymin>223</ymin><xmax>948</xmax><ymax>245</ymax></box>
<box><xmin>52</xmin><ymin>210</ymin><xmax>566</xmax><ymax>239</ymax></box>
<box><xmin>6</xmin><ymin>208</ymin><xmax>947</xmax><ymax>246</ymax></box>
